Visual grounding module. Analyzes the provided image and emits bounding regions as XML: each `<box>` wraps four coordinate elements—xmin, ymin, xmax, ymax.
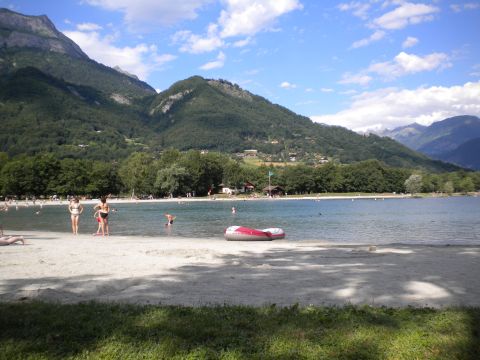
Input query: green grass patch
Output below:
<box><xmin>0</xmin><ymin>302</ymin><xmax>478</xmax><ymax>359</ymax></box>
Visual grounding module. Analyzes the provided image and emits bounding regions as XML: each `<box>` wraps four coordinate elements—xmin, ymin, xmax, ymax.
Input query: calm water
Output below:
<box><xmin>1</xmin><ymin>197</ymin><xmax>479</xmax><ymax>245</ymax></box>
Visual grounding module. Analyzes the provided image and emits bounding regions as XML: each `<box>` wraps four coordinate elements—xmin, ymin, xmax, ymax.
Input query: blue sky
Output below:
<box><xmin>2</xmin><ymin>0</ymin><xmax>480</xmax><ymax>132</ymax></box>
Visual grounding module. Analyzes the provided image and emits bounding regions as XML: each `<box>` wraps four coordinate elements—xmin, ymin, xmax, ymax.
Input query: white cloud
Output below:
<box><xmin>338</xmin><ymin>2</ymin><xmax>372</xmax><ymax>19</ymax></box>
<box><xmin>340</xmin><ymin>89</ymin><xmax>358</xmax><ymax>95</ymax></box>
<box><xmin>280</xmin><ymin>81</ymin><xmax>297</xmax><ymax>89</ymax></box>
<box><xmin>219</xmin><ymin>0</ymin><xmax>303</xmax><ymax>38</ymax></box>
<box><xmin>232</xmin><ymin>37</ymin><xmax>252</xmax><ymax>48</ymax></box>
<box><xmin>76</xmin><ymin>22</ymin><xmax>103</xmax><ymax>31</ymax></box>
<box><xmin>370</xmin><ymin>52</ymin><xmax>451</xmax><ymax>79</ymax></box>
<box><xmin>173</xmin><ymin>0</ymin><xmax>302</xmax><ymax>54</ymax></box>
<box><xmin>351</xmin><ymin>30</ymin><xmax>386</xmax><ymax>48</ymax></box>
<box><xmin>451</xmin><ymin>3</ymin><xmax>480</xmax><ymax>12</ymax></box>
<box><xmin>83</xmin><ymin>0</ymin><xmax>213</xmax><ymax>29</ymax></box>
<box><xmin>338</xmin><ymin>72</ymin><xmax>373</xmax><ymax>86</ymax></box>
<box><xmin>320</xmin><ymin>88</ymin><xmax>334</xmax><ymax>93</ymax></box>
<box><xmin>340</xmin><ymin>51</ymin><xmax>451</xmax><ymax>85</ymax></box>
<box><xmin>174</xmin><ymin>24</ymin><xmax>225</xmax><ymax>54</ymax></box>
<box><xmin>371</xmin><ymin>2</ymin><xmax>439</xmax><ymax>30</ymax></box>
<box><xmin>402</xmin><ymin>36</ymin><xmax>419</xmax><ymax>48</ymax></box>
<box><xmin>63</xmin><ymin>30</ymin><xmax>176</xmax><ymax>80</ymax></box>
<box><xmin>199</xmin><ymin>51</ymin><xmax>226</xmax><ymax>70</ymax></box>
<box><xmin>311</xmin><ymin>81</ymin><xmax>480</xmax><ymax>132</ymax></box>
<box><xmin>471</xmin><ymin>64</ymin><xmax>480</xmax><ymax>77</ymax></box>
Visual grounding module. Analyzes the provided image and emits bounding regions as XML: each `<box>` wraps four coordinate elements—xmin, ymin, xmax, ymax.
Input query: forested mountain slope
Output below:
<box><xmin>0</xmin><ymin>8</ymin><xmax>155</xmax><ymax>99</ymax></box>
<box><xmin>0</xmin><ymin>8</ymin><xmax>463</xmax><ymax>172</ymax></box>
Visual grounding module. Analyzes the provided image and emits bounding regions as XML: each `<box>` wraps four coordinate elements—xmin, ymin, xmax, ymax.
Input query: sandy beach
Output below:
<box><xmin>1</xmin><ymin>231</ymin><xmax>479</xmax><ymax>308</ymax></box>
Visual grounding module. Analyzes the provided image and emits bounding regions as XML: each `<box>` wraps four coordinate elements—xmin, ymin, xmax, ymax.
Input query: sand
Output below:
<box><xmin>1</xmin><ymin>231</ymin><xmax>479</xmax><ymax>308</ymax></box>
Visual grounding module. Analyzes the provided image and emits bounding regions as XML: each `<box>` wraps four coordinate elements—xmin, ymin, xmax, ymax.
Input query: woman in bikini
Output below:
<box><xmin>93</xmin><ymin>197</ymin><xmax>110</xmax><ymax>236</ymax></box>
<box><xmin>68</xmin><ymin>198</ymin><xmax>84</xmax><ymax>235</ymax></box>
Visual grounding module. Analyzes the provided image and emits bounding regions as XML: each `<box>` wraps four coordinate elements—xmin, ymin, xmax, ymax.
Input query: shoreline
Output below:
<box><xmin>4</xmin><ymin>192</ymin><xmax>478</xmax><ymax>208</ymax></box>
<box><xmin>1</xmin><ymin>230</ymin><xmax>479</xmax><ymax>307</ymax></box>
<box><xmin>2</xmin><ymin>193</ymin><xmax>422</xmax><ymax>207</ymax></box>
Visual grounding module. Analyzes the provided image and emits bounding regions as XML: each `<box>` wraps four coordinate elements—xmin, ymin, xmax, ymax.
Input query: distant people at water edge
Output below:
<box><xmin>164</xmin><ymin>213</ymin><xmax>176</xmax><ymax>226</ymax></box>
<box><xmin>94</xmin><ymin>197</ymin><xmax>110</xmax><ymax>236</ymax></box>
<box><xmin>68</xmin><ymin>197</ymin><xmax>84</xmax><ymax>235</ymax></box>
<box><xmin>0</xmin><ymin>235</ymin><xmax>25</xmax><ymax>246</ymax></box>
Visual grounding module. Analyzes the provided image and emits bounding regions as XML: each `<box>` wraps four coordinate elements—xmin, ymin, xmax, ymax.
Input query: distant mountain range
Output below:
<box><xmin>380</xmin><ymin>115</ymin><xmax>480</xmax><ymax>170</ymax></box>
<box><xmin>0</xmin><ymin>8</ymin><xmax>463</xmax><ymax>172</ymax></box>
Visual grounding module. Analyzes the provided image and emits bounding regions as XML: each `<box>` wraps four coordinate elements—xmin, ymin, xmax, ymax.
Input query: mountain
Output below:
<box><xmin>0</xmin><ymin>67</ymin><xmax>158</xmax><ymax>159</ymax></box>
<box><xmin>438</xmin><ymin>138</ymin><xmax>480</xmax><ymax>170</ymax></box>
<box><xmin>0</xmin><ymin>8</ymin><xmax>155</xmax><ymax>100</ymax></box>
<box><xmin>0</xmin><ymin>68</ymin><xmax>459</xmax><ymax>171</ymax></box>
<box><xmin>379</xmin><ymin>123</ymin><xmax>427</xmax><ymax>149</ymax></box>
<box><xmin>382</xmin><ymin>115</ymin><xmax>480</xmax><ymax>170</ymax></box>
<box><xmin>0</xmin><ymin>9</ymin><xmax>463</xmax><ymax>172</ymax></box>
<box><xmin>416</xmin><ymin>116</ymin><xmax>480</xmax><ymax>155</ymax></box>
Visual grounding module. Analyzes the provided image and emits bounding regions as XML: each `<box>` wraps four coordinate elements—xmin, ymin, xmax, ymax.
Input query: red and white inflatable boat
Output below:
<box><xmin>224</xmin><ymin>226</ymin><xmax>285</xmax><ymax>241</ymax></box>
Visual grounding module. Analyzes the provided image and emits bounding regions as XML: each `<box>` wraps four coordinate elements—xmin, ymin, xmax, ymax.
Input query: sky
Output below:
<box><xmin>2</xmin><ymin>0</ymin><xmax>480</xmax><ymax>132</ymax></box>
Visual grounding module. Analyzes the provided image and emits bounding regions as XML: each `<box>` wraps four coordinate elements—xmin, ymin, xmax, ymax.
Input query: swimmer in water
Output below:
<box><xmin>164</xmin><ymin>213</ymin><xmax>176</xmax><ymax>226</ymax></box>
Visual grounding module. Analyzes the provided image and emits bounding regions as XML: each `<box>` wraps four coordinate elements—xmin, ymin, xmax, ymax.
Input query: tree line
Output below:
<box><xmin>0</xmin><ymin>151</ymin><xmax>478</xmax><ymax>199</ymax></box>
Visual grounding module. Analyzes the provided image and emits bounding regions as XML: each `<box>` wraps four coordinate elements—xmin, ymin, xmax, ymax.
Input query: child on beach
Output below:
<box><xmin>93</xmin><ymin>210</ymin><xmax>102</xmax><ymax>236</ymax></box>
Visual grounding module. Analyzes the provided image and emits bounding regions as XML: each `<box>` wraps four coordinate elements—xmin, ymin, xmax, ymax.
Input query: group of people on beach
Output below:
<box><xmin>68</xmin><ymin>197</ymin><xmax>110</xmax><ymax>236</ymax></box>
<box><xmin>68</xmin><ymin>197</ymin><xmax>178</xmax><ymax>236</ymax></box>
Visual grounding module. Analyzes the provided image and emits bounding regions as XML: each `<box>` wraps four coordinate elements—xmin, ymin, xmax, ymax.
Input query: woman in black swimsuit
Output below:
<box><xmin>93</xmin><ymin>197</ymin><xmax>110</xmax><ymax>236</ymax></box>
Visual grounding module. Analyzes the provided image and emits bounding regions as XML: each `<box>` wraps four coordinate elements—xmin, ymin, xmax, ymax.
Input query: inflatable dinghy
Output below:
<box><xmin>224</xmin><ymin>226</ymin><xmax>285</xmax><ymax>241</ymax></box>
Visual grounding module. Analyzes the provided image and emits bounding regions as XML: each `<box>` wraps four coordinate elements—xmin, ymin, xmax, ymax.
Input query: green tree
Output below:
<box><xmin>313</xmin><ymin>162</ymin><xmax>343</xmax><ymax>193</ymax></box>
<box><xmin>282</xmin><ymin>165</ymin><xmax>315</xmax><ymax>194</ymax></box>
<box><xmin>0</xmin><ymin>158</ymin><xmax>33</xmax><ymax>196</ymax></box>
<box><xmin>154</xmin><ymin>164</ymin><xmax>191</xmax><ymax>197</ymax></box>
<box><xmin>85</xmin><ymin>161</ymin><xmax>121</xmax><ymax>197</ymax></box>
<box><xmin>405</xmin><ymin>174</ymin><xmax>423</xmax><ymax>195</ymax></box>
<box><xmin>458</xmin><ymin>177</ymin><xmax>475</xmax><ymax>193</ymax></box>
<box><xmin>55</xmin><ymin>159</ymin><xmax>90</xmax><ymax>196</ymax></box>
<box><xmin>118</xmin><ymin>152</ymin><xmax>157</xmax><ymax>196</ymax></box>
<box><xmin>222</xmin><ymin>160</ymin><xmax>245</xmax><ymax>189</ymax></box>
<box><xmin>442</xmin><ymin>181</ymin><xmax>454</xmax><ymax>194</ymax></box>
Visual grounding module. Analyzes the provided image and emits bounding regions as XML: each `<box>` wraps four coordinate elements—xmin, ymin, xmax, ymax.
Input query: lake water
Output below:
<box><xmin>1</xmin><ymin>197</ymin><xmax>479</xmax><ymax>245</ymax></box>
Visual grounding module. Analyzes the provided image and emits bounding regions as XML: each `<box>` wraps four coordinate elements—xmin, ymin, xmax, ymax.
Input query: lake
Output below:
<box><xmin>1</xmin><ymin>197</ymin><xmax>479</xmax><ymax>245</ymax></box>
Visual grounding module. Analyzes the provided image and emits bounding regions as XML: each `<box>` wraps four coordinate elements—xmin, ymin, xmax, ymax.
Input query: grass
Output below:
<box><xmin>0</xmin><ymin>302</ymin><xmax>479</xmax><ymax>359</ymax></box>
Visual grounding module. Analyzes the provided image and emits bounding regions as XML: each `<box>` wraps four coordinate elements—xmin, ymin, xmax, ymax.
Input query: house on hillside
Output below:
<box><xmin>244</xmin><ymin>149</ymin><xmax>258</xmax><ymax>157</ymax></box>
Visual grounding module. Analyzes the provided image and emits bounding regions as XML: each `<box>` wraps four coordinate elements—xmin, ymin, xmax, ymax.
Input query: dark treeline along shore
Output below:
<box><xmin>0</xmin><ymin>150</ymin><xmax>479</xmax><ymax>199</ymax></box>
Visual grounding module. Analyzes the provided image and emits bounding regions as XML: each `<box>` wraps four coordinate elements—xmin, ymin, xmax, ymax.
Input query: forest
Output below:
<box><xmin>0</xmin><ymin>150</ymin><xmax>478</xmax><ymax>199</ymax></box>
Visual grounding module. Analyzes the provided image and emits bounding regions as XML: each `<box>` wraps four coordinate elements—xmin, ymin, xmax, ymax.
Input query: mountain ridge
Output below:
<box><xmin>0</xmin><ymin>8</ymin><xmax>156</xmax><ymax>99</ymax></box>
<box><xmin>381</xmin><ymin>115</ymin><xmax>480</xmax><ymax>169</ymax></box>
<box><xmin>0</xmin><ymin>8</ymin><xmax>465</xmax><ymax>173</ymax></box>
<box><xmin>0</xmin><ymin>7</ymin><xmax>87</xmax><ymax>59</ymax></box>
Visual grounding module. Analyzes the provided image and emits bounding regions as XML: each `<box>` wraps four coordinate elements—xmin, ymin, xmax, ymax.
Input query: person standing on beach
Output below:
<box><xmin>94</xmin><ymin>197</ymin><xmax>110</xmax><ymax>236</ymax></box>
<box><xmin>68</xmin><ymin>198</ymin><xmax>84</xmax><ymax>235</ymax></box>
